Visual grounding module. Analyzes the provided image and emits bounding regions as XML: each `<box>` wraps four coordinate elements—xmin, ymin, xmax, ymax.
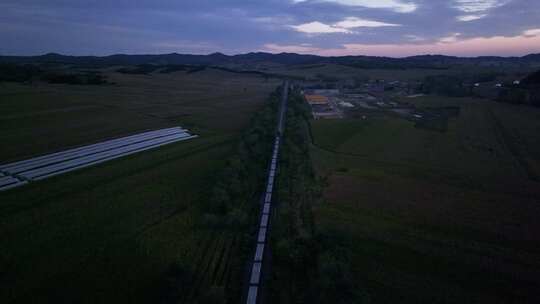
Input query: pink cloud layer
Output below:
<box><xmin>263</xmin><ymin>32</ymin><xmax>540</xmax><ymax>57</ymax></box>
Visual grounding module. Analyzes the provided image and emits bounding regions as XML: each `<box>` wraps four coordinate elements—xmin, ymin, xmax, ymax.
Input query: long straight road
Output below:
<box><xmin>245</xmin><ymin>81</ymin><xmax>288</xmax><ymax>304</ymax></box>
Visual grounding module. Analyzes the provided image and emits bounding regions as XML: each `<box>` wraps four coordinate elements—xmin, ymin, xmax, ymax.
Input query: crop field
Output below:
<box><xmin>268</xmin><ymin>64</ymin><xmax>454</xmax><ymax>81</ymax></box>
<box><xmin>0</xmin><ymin>68</ymin><xmax>277</xmax><ymax>161</ymax></box>
<box><xmin>267</xmin><ymin>64</ymin><xmax>503</xmax><ymax>82</ymax></box>
<box><xmin>267</xmin><ymin>63</ymin><xmax>534</xmax><ymax>83</ymax></box>
<box><xmin>309</xmin><ymin>96</ymin><xmax>540</xmax><ymax>303</ymax></box>
<box><xmin>0</xmin><ymin>68</ymin><xmax>279</xmax><ymax>303</ymax></box>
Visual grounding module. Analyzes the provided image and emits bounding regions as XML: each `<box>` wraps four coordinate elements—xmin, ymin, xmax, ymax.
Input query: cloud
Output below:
<box><xmin>152</xmin><ymin>40</ymin><xmax>220</xmax><ymax>54</ymax></box>
<box><xmin>439</xmin><ymin>33</ymin><xmax>461</xmax><ymax>43</ymax></box>
<box><xmin>339</xmin><ymin>33</ymin><xmax>540</xmax><ymax>57</ymax></box>
<box><xmin>291</xmin><ymin>17</ymin><xmax>401</xmax><ymax>34</ymax></box>
<box><xmin>523</xmin><ymin>28</ymin><xmax>540</xmax><ymax>37</ymax></box>
<box><xmin>453</xmin><ymin>1</ymin><xmax>510</xmax><ymax>22</ymax></box>
<box><xmin>457</xmin><ymin>14</ymin><xmax>487</xmax><ymax>21</ymax></box>
<box><xmin>264</xmin><ymin>28</ymin><xmax>540</xmax><ymax>57</ymax></box>
<box><xmin>334</xmin><ymin>17</ymin><xmax>400</xmax><ymax>28</ymax></box>
<box><xmin>293</xmin><ymin>0</ymin><xmax>417</xmax><ymax>13</ymax></box>
<box><xmin>1</xmin><ymin>0</ymin><xmax>540</xmax><ymax>56</ymax></box>
<box><xmin>291</xmin><ymin>21</ymin><xmax>352</xmax><ymax>34</ymax></box>
<box><xmin>453</xmin><ymin>0</ymin><xmax>508</xmax><ymax>13</ymax></box>
<box><xmin>263</xmin><ymin>43</ymin><xmax>321</xmax><ymax>53</ymax></box>
<box><xmin>523</xmin><ymin>28</ymin><xmax>540</xmax><ymax>38</ymax></box>
<box><xmin>403</xmin><ymin>34</ymin><xmax>426</xmax><ymax>42</ymax></box>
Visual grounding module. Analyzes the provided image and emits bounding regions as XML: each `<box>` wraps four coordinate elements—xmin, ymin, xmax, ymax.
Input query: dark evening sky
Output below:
<box><xmin>1</xmin><ymin>0</ymin><xmax>539</xmax><ymax>57</ymax></box>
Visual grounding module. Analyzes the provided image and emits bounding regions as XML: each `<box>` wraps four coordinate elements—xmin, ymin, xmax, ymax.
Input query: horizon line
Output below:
<box><xmin>1</xmin><ymin>51</ymin><xmax>539</xmax><ymax>60</ymax></box>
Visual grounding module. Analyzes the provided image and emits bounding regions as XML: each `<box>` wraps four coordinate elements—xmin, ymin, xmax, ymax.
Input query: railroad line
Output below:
<box><xmin>246</xmin><ymin>81</ymin><xmax>288</xmax><ymax>304</ymax></box>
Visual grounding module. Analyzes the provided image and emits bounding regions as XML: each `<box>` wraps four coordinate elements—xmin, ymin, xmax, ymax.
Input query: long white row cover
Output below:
<box><xmin>0</xmin><ymin>180</ymin><xmax>28</xmax><ymax>191</ymax></box>
<box><xmin>1</xmin><ymin>127</ymin><xmax>183</xmax><ymax>170</ymax></box>
<box><xmin>0</xmin><ymin>127</ymin><xmax>197</xmax><ymax>191</ymax></box>
<box><xmin>0</xmin><ymin>176</ymin><xmax>20</xmax><ymax>187</ymax></box>
<box><xmin>22</xmin><ymin>134</ymin><xmax>196</xmax><ymax>181</ymax></box>
<box><xmin>1</xmin><ymin>127</ymin><xmax>186</xmax><ymax>174</ymax></box>
<box><xmin>7</xmin><ymin>129</ymin><xmax>186</xmax><ymax>174</ymax></box>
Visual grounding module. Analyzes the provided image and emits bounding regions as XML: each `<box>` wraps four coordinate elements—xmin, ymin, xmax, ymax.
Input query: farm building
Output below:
<box><xmin>305</xmin><ymin>94</ymin><xmax>329</xmax><ymax>105</ymax></box>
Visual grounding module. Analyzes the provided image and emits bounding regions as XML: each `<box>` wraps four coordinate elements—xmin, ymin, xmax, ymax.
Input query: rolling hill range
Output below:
<box><xmin>1</xmin><ymin>52</ymin><xmax>540</xmax><ymax>69</ymax></box>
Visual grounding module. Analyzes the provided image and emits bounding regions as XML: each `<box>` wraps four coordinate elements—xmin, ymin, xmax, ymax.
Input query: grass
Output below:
<box><xmin>266</xmin><ymin>64</ymin><xmax>531</xmax><ymax>82</ymax></box>
<box><xmin>309</xmin><ymin>95</ymin><xmax>540</xmax><ymax>303</ymax></box>
<box><xmin>0</xmin><ymin>68</ymin><xmax>277</xmax><ymax>161</ymax></box>
<box><xmin>268</xmin><ymin>64</ymin><xmax>457</xmax><ymax>81</ymax></box>
<box><xmin>0</xmin><ymin>68</ymin><xmax>279</xmax><ymax>303</ymax></box>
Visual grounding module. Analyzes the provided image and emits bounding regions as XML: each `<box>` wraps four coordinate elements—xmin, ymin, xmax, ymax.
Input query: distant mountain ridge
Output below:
<box><xmin>1</xmin><ymin>52</ymin><xmax>539</xmax><ymax>69</ymax></box>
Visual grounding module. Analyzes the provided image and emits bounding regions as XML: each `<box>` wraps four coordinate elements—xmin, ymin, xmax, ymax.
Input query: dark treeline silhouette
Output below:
<box><xmin>2</xmin><ymin>52</ymin><xmax>540</xmax><ymax>69</ymax></box>
<box><xmin>0</xmin><ymin>63</ymin><xmax>108</xmax><ymax>85</ymax></box>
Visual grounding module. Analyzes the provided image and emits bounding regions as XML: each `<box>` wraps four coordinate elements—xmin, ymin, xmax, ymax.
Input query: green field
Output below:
<box><xmin>310</xmin><ymin>96</ymin><xmax>540</xmax><ymax>303</ymax></box>
<box><xmin>266</xmin><ymin>63</ymin><xmax>531</xmax><ymax>82</ymax></box>
<box><xmin>0</xmin><ymin>68</ymin><xmax>277</xmax><ymax>161</ymax></box>
<box><xmin>0</xmin><ymin>69</ymin><xmax>279</xmax><ymax>303</ymax></box>
<box><xmin>268</xmin><ymin>64</ymin><xmax>454</xmax><ymax>81</ymax></box>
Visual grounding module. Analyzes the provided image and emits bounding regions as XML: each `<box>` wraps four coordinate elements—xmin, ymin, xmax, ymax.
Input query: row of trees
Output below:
<box><xmin>199</xmin><ymin>87</ymin><xmax>281</xmax><ymax>303</ymax></box>
<box><xmin>158</xmin><ymin>87</ymin><xmax>282</xmax><ymax>304</ymax></box>
<box><xmin>0</xmin><ymin>63</ymin><xmax>108</xmax><ymax>85</ymax></box>
<box><xmin>421</xmin><ymin>72</ymin><xmax>503</xmax><ymax>97</ymax></box>
<box><xmin>270</xmin><ymin>90</ymin><xmax>319</xmax><ymax>303</ymax></box>
<box><xmin>498</xmin><ymin>70</ymin><xmax>540</xmax><ymax>106</ymax></box>
<box><xmin>203</xmin><ymin>89</ymin><xmax>280</xmax><ymax>226</ymax></box>
<box><xmin>421</xmin><ymin>70</ymin><xmax>540</xmax><ymax>107</ymax></box>
<box><xmin>0</xmin><ymin>63</ymin><xmax>41</xmax><ymax>82</ymax></box>
<box><xmin>269</xmin><ymin>88</ymin><xmax>369</xmax><ymax>303</ymax></box>
<box><xmin>421</xmin><ymin>75</ymin><xmax>472</xmax><ymax>97</ymax></box>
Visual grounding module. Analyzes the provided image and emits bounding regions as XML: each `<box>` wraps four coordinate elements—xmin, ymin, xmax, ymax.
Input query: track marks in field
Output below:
<box><xmin>487</xmin><ymin>109</ymin><xmax>539</xmax><ymax>181</ymax></box>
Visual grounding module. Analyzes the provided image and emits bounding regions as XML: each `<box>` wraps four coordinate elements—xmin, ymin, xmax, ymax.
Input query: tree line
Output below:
<box><xmin>268</xmin><ymin>88</ymin><xmax>370</xmax><ymax>303</ymax></box>
<box><xmin>421</xmin><ymin>70</ymin><xmax>540</xmax><ymax>107</ymax></box>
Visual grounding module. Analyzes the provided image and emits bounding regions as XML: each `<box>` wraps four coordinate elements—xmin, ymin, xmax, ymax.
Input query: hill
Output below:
<box><xmin>1</xmin><ymin>52</ymin><xmax>539</xmax><ymax>69</ymax></box>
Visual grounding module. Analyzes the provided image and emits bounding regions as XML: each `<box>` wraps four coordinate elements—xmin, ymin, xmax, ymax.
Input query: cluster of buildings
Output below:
<box><xmin>302</xmin><ymin>81</ymin><xmax>421</xmax><ymax>120</ymax></box>
<box><xmin>304</xmin><ymin>90</ymin><xmax>343</xmax><ymax>119</ymax></box>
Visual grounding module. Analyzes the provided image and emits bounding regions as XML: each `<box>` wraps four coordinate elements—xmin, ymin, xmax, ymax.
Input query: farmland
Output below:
<box><xmin>0</xmin><ymin>68</ymin><xmax>277</xmax><ymax>161</ymax></box>
<box><xmin>265</xmin><ymin>63</ymin><xmax>533</xmax><ymax>82</ymax></box>
<box><xmin>0</xmin><ymin>68</ymin><xmax>279</xmax><ymax>303</ymax></box>
<box><xmin>309</xmin><ymin>95</ymin><xmax>540</xmax><ymax>303</ymax></box>
<box><xmin>1</xmin><ymin>56</ymin><xmax>540</xmax><ymax>304</ymax></box>
<box><xmin>268</xmin><ymin>64</ymin><xmax>451</xmax><ymax>81</ymax></box>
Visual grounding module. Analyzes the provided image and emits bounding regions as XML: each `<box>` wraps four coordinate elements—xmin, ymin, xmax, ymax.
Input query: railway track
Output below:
<box><xmin>245</xmin><ymin>81</ymin><xmax>288</xmax><ymax>304</ymax></box>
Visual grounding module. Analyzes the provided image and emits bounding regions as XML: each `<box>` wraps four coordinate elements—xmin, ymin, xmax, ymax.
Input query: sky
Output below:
<box><xmin>1</xmin><ymin>0</ymin><xmax>539</xmax><ymax>57</ymax></box>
